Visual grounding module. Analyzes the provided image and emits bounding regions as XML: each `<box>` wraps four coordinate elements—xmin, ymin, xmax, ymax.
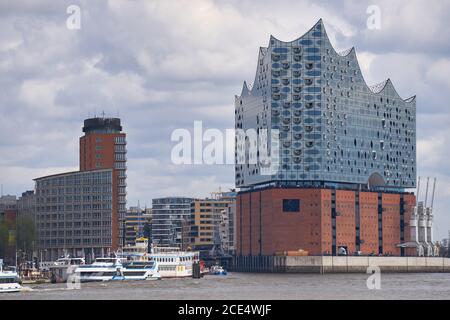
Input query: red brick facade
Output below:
<box><xmin>236</xmin><ymin>187</ymin><xmax>416</xmax><ymax>256</ymax></box>
<box><xmin>80</xmin><ymin>132</ymin><xmax>126</xmax><ymax>251</ymax></box>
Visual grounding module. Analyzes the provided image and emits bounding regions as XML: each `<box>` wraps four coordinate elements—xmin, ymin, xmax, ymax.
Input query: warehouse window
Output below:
<box><xmin>283</xmin><ymin>199</ymin><xmax>300</xmax><ymax>212</ymax></box>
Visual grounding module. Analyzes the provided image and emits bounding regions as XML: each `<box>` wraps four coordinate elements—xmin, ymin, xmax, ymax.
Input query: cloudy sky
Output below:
<box><xmin>1</xmin><ymin>0</ymin><xmax>449</xmax><ymax>239</ymax></box>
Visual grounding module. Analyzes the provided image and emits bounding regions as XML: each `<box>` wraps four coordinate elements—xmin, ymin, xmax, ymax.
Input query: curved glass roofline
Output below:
<box><xmin>236</xmin><ymin>19</ymin><xmax>416</xmax><ymax>103</ymax></box>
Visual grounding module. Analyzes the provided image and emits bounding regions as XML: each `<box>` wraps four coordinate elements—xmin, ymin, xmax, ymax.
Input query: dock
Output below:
<box><xmin>231</xmin><ymin>256</ymin><xmax>450</xmax><ymax>273</ymax></box>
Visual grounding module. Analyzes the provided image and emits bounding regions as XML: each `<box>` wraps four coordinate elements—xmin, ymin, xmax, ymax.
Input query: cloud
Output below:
<box><xmin>1</xmin><ymin>0</ymin><xmax>450</xmax><ymax>239</ymax></box>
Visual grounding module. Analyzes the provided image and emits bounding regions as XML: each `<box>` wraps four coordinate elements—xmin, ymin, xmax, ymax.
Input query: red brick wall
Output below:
<box><xmin>403</xmin><ymin>193</ymin><xmax>417</xmax><ymax>256</ymax></box>
<box><xmin>79</xmin><ymin>132</ymin><xmax>126</xmax><ymax>251</ymax></box>
<box><xmin>335</xmin><ymin>190</ymin><xmax>356</xmax><ymax>254</ymax></box>
<box><xmin>320</xmin><ymin>190</ymin><xmax>332</xmax><ymax>255</ymax></box>
<box><xmin>382</xmin><ymin>193</ymin><xmax>401</xmax><ymax>255</ymax></box>
<box><xmin>359</xmin><ymin>192</ymin><xmax>378</xmax><ymax>254</ymax></box>
<box><xmin>236</xmin><ymin>188</ymin><xmax>415</xmax><ymax>257</ymax></box>
<box><xmin>237</xmin><ymin>188</ymin><xmax>324</xmax><ymax>255</ymax></box>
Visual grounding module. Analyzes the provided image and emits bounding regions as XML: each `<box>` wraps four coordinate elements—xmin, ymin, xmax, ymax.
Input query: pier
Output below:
<box><xmin>231</xmin><ymin>256</ymin><xmax>450</xmax><ymax>273</ymax></box>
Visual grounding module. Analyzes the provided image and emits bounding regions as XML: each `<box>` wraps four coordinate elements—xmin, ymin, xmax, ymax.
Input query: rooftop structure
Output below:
<box><xmin>235</xmin><ymin>19</ymin><xmax>416</xmax><ymax>191</ymax></box>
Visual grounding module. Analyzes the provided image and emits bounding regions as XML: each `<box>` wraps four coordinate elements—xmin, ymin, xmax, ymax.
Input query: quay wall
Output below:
<box><xmin>231</xmin><ymin>256</ymin><xmax>450</xmax><ymax>273</ymax></box>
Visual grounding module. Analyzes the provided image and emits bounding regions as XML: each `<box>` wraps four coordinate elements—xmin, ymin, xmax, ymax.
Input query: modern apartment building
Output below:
<box><xmin>151</xmin><ymin>197</ymin><xmax>195</xmax><ymax>247</ymax></box>
<box><xmin>187</xmin><ymin>199</ymin><xmax>229</xmax><ymax>252</ymax></box>
<box><xmin>125</xmin><ymin>206</ymin><xmax>151</xmax><ymax>246</ymax></box>
<box><xmin>34</xmin><ymin>116</ymin><xmax>126</xmax><ymax>260</ymax></box>
<box><xmin>221</xmin><ymin>200</ymin><xmax>236</xmax><ymax>255</ymax></box>
<box><xmin>34</xmin><ymin>169</ymin><xmax>114</xmax><ymax>261</ymax></box>
<box><xmin>0</xmin><ymin>195</ymin><xmax>17</xmax><ymax>212</ymax></box>
<box><xmin>185</xmin><ymin>191</ymin><xmax>236</xmax><ymax>255</ymax></box>
<box><xmin>17</xmin><ymin>190</ymin><xmax>36</xmax><ymax>218</ymax></box>
<box><xmin>235</xmin><ymin>20</ymin><xmax>417</xmax><ymax>257</ymax></box>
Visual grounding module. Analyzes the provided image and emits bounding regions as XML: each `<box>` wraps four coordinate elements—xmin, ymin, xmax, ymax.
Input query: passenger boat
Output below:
<box><xmin>74</xmin><ymin>257</ymin><xmax>123</xmax><ymax>282</ymax></box>
<box><xmin>49</xmin><ymin>257</ymin><xmax>85</xmax><ymax>283</ymax></box>
<box><xmin>121</xmin><ymin>237</ymin><xmax>149</xmax><ymax>256</ymax></box>
<box><xmin>147</xmin><ymin>246</ymin><xmax>200</xmax><ymax>278</ymax></box>
<box><xmin>112</xmin><ymin>260</ymin><xmax>161</xmax><ymax>281</ymax></box>
<box><xmin>0</xmin><ymin>262</ymin><xmax>23</xmax><ymax>293</ymax></box>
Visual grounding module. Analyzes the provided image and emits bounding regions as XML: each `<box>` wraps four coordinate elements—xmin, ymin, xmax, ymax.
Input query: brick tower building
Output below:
<box><xmin>80</xmin><ymin>117</ymin><xmax>127</xmax><ymax>249</ymax></box>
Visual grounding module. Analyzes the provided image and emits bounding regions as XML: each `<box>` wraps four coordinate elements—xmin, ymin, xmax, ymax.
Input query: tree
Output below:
<box><xmin>16</xmin><ymin>215</ymin><xmax>35</xmax><ymax>259</ymax></box>
<box><xmin>0</xmin><ymin>217</ymin><xmax>8</xmax><ymax>259</ymax></box>
<box><xmin>143</xmin><ymin>222</ymin><xmax>152</xmax><ymax>240</ymax></box>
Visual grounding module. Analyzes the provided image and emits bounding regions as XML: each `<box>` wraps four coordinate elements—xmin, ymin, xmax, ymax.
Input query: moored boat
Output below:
<box><xmin>0</xmin><ymin>261</ymin><xmax>23</xmax><ymax>293</ymax></box>
<box><xmin>74</xmin><ymin>257</ymin><xmax>123</xmax><ymax>282</ymax></box>
<box><xmin>147</xmin><ymin>246</ymin><xmax>200</xmax><ymax>278</ymax></box>
<box><xmin>112</xmin><ymin>260</ymin><xmax>161</xmax><ymax>281</ymax></box>
<box><xmin>49</xmin><ymin>257</ymin><xmax>85</xmax><ymax>283</ymax></box>
<box><xmin>210</xmin><ymin>265</ymin><xmax>227</xmax><ymax>276</ymax></box>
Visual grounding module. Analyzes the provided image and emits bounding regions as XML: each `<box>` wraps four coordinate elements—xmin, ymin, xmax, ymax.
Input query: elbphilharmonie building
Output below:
<box><xmin>235</xmin><ymin>19</ymin><xmax>416</xmax><ymax>191</ymax></box>
<box><xmin>235</xmin><ymin>20</ymin><xmax>418</xmax><ymax>258</ymax></box>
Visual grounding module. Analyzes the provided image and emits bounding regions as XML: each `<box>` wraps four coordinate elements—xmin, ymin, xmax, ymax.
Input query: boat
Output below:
<box><xmin>0</xmin><ymin>261</ymin><xmax>23</xmax><ymax>293</ymax></box>
<box><xmin>121</xmin><ymin>237</ymin><xmax>149</xmax><ymax>256</ymax></box>
<box><xmin>210</xmin><ymin>265</ymin><xmax>227</xmax><ymax>276</ymax></box>
<box><xmin>49</xmin><ymin>257</ymin><xmax>85</xmax><ymax>283</ymax></box>
<box><xmin>112</xmin><ymin>260</ymin><xmax>161</xmax><ymax>281</ymax></box>
<box><xmin>146</xmin><ymin>246</ymin><xmax>200</xmax><ymax>278</ymax></box>
<box><xmin>73</xmin><ymin>257</ymin><xmax>123</xmax><ymax>282</ymax></box>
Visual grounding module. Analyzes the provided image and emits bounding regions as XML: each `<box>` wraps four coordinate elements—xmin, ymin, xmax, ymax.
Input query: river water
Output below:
<box><xmin>2</xmin><ymin>272</ymin><xmax>450</xmax><ymax>300</ymax></box>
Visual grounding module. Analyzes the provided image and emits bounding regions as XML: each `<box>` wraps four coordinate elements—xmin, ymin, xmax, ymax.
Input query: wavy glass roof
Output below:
<box><xmin>237</xmin><ymin>19</ymin><xmax>415</xmax><ymax>103</ymax></box>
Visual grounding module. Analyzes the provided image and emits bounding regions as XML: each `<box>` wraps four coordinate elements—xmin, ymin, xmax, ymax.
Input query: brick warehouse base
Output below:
<box><xmin>236</xmin><ymin>187</ymin><xmax>416</xmax><ymax>257</ymax></box>
<box><xmin>231</xmin><ymin>256</ymin><xmax>450</xmax><ymax>273</ymax></box>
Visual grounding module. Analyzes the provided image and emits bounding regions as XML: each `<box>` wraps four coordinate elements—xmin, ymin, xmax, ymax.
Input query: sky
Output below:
<box><xmin>0</xmin><ymin>0</ymin><xmax>449</xmax><ymax>239</ymax></box>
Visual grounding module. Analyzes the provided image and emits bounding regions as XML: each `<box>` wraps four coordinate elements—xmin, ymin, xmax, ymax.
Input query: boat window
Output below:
<box><xmin>0</xmin><ymin>277</ymin><xmax>17</xmax><ymax>283</ymax></box>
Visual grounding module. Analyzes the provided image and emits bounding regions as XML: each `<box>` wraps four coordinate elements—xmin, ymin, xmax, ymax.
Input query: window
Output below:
<box><xmin>283</xmin><ymin>199</ymin><xmax>300</xmax><ymax>212</ymax></box>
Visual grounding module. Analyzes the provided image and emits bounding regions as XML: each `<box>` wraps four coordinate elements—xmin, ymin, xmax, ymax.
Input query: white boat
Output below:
<box><xmin>121</xmin><ymin>237</ymin><xmax>149</xmax><ymax>256</ymax></box>
<box><xmin>49</xmin><ymin>257</ymin><xmax>85</xmax><ymax>283</ymax></box>
<box><xmin>74</xmin><ymin>257</ymin><xmax>123</xmax><ymax>282</ymax></box>
<box><xmin>147</xmin><ymin>246</ymin><xmax>200</xmax><ymax>278</ymax></box>
<box><xmin>0</xmin><ymin>261</ymin><xmax>23</xmax><ymax>293</ymax></box>
<box><xmin>112</xmin><ymin>260</ymin><xmax>161</xmax><ymax>281</ymax></box>
<box><xmin>210</xmin><ymin>265</ymin><xmax>227</xmax><ymax>276</ymax></box>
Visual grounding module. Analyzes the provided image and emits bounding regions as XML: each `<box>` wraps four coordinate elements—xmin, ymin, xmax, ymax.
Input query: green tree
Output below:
<box><xmin>143</xmin><ymin>222</ymin><xmax>152</xmax><ymax>239</ymax></box>
<box><xmin>16</xmin><ymin>215</ymin><xmax>35</xmax><ymax>259</ymax></box>
<box><xmin>0</xmin><ymin>217</ymin><xmax>8</xmax><ymax>259</ymax></box>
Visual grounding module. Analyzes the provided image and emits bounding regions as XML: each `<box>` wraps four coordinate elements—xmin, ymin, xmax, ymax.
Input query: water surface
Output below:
<box><xmin>2</xmin><ymin>272</ymin><xmax>450</xmax><ymax>300</ymax></box>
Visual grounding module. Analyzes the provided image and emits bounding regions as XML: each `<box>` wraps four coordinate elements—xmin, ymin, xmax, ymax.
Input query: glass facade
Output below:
<box><xmin>235</xmin><ymin>20</ymin><xmax>416</xmax><ymax>190</ymax></box>
<box><xmin>151</xmin><ymin>197</ymin><xmax>195</xmax><ymax>247</ymax></box>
